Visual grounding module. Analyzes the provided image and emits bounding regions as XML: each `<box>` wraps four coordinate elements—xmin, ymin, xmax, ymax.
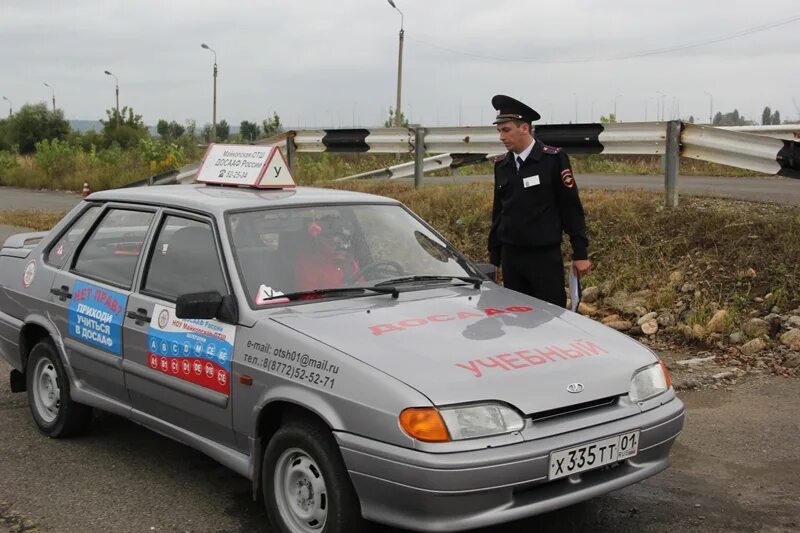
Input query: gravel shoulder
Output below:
<box><xmin>1</xmin><ymin>356</ymin><xmax>798</xmax><ymax>533</ymax></box>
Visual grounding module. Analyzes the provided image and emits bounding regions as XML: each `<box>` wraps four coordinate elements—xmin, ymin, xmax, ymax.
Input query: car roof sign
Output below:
<box><xmin>195</xmin><ymin>144</ymin><xmax>296</xmax><ymax>189</ymax></box>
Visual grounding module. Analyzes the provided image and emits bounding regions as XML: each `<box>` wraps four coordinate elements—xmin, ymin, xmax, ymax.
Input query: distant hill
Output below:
<box><xmin>69</xmin><ymin>120</ymin><xmax>104</xmax><ymax>133</ymax></box>
<box><xmin>69</xmin><ymin>120</ymin><xmax>238</xmax><ymax>136</ymax></box>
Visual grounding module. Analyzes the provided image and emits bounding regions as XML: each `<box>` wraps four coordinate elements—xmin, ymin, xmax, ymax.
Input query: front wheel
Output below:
<box><xmin>263</xmin><ymin>419</ymin><xmax>364</xmax><ymax>533</ymax></box>
<box><xmin>26</xmin><ymin>340</ymin><xmax>92</xmax><ymax>437</ymax></box>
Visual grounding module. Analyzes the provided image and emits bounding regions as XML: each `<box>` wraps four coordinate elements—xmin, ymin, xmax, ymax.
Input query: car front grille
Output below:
<box><xmin>527</xmin><ymin>395</ymin><xmax>620</xmax><ymax>422</ymax></box>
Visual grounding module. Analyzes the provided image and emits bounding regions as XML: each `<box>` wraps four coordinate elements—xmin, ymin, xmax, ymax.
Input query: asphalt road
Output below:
<box><xmin>1</xmin><ymin>175</ymin><xmax>800</xmax><ymax>216</ymax></box>
<box><xmin>417</xmin><ymin>175</ymin><xmax>800</xmax><ymax>206</ymax></box>
<box><xmin>0</xmin><ymin>188</ymin><xmax>82</xmax><ymax>212</ymax></box>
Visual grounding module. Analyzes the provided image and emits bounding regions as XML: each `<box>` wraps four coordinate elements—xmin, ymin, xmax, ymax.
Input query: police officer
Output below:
<box><xmin>488</xmin><ymin>94</ymin><xmax>592</xmax><ymax>308</ymax></box>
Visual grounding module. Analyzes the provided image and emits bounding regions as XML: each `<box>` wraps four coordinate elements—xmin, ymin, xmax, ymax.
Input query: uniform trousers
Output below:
<box><xmin>500</xmin><ymin>244</ymin><xmax>566</xmax><ymax>308</ymax></box>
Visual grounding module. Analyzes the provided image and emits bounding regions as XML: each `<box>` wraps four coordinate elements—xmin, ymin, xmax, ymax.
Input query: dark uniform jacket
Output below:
<box><xmin>488</xmin><ymin>140</ymin><xmax>588</xmax><ymax>263</ymax></box>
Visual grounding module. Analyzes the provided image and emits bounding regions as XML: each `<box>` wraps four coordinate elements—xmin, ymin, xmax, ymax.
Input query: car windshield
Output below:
<box><xmin>227</xmin><ymin>204</ymin><xmax>478</xmax><ymax>306</ymax></box>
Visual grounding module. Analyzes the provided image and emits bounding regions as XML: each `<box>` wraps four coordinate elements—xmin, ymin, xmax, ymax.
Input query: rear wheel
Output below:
<box><xmin>263</xmin><ymin>419</ymin><xmax>364</xmax><ymax>533</ymax></box>
<box><xmin>26</xmin><ymin>340</ymin><xmax>92</xmax><ymax>437</ymax></box>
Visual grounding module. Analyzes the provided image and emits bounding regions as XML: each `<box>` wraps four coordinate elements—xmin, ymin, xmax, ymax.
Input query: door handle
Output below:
<box><xmin>126</xmin><ymin>308</ymin><xmax>151</xmax><ymax>324</ymax></box>
<box><xmin>50</xmin><ymin>285</ymin><xmax>72</xmax><ymax>301</ymax></box>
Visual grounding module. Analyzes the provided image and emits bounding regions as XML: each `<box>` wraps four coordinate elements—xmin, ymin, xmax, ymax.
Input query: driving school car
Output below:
<box><xmin>0</xmin><ymin>145</ymin><xmax>684</xmax><ymax>533</ymax></box>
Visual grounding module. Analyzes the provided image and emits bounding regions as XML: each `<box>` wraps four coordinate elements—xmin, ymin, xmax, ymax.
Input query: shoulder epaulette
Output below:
<box><xmin>542</xmin><ymin>144</ymin><xmax>562</xmax><ymax>154</ymax></box>
<box><xmin>492</xmin><ymin>154</ymin><xmax>506</xmax><ymax>163</ymax></box>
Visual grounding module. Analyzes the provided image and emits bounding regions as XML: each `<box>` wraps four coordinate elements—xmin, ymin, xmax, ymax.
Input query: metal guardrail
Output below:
<box><xmin>682</xmin><ymin>124</ymin><xmax>798</xmax><ymax>178</ymax></box>
<box><xmin>324</xmin><ymin>122</ymin><xmax>798</xmax><ymax>183</ymax></box>
<box><xmin>261</xmin><ymin>123</ymin><xmax>672</xmax><ymax>156</ymax></box>
<box><xmin>260</xmin><ymin>123</ymin><xmax>800</xmax><ymax>156</ymax></box>
<box><xmin>722</xmin><ymin>125</ymin><xmax>800</xmax><ymax>141</ymax></box>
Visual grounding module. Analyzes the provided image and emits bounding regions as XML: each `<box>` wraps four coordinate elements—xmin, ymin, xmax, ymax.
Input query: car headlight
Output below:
<box><xmin>629</xmin><ymin>361</ymin><xmax>672</xmax><ymax>403</ymax></box>
<box><xmin>400</xmin><ymin>403</ymin><xmax>524</xmax><ymax>442</ymax></box>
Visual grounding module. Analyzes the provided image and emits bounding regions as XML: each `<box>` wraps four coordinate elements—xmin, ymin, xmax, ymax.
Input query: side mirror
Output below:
<box><xmin>175</xmin><ymin>291</ymin><xmax>238</xmax><ymax>324</ymax></box>
<box><xmin>475</xmin><ymin>263</ymin><xmax>497</xmax><ymax>283</ymax></box>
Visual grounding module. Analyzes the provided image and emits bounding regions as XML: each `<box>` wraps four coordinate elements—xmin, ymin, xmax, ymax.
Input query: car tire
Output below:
<box><xmin>26</xmin><ymin>340</ymin><xmax>92</xmax><ymax>438</ymax></box>
<box><xmin>263</xmin><ymin>418</ymin><xmax>364</xmax><ymax>533</ymax></box>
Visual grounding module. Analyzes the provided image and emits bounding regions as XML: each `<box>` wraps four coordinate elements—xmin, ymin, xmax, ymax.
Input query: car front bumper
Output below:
<box><xmin>336</xmin><ymin>396</ymin><xmax>684</xmax><ymax>532</ymax></box>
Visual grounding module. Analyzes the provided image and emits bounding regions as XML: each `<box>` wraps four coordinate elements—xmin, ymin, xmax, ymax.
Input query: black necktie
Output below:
<box><xmin>516</xmin><ymin>156</ymin><xmax>524</xmax><ymax>172</ymax></box>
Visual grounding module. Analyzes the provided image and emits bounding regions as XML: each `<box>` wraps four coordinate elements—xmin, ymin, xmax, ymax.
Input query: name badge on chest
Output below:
<box><xmin>522</xmin><ymin>175</ymin><xmax>540</xmax><ymax>188</ymax></box>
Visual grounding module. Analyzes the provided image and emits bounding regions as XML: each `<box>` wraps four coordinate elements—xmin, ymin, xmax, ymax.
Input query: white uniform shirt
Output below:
<box><xmin>514</xmin><ymin>138</ymin><xmax>536</xmax><ymax>170</ymax></box>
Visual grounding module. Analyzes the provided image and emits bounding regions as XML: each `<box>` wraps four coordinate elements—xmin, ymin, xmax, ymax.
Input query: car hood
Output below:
<box><xmin>268</xmin><ymin>284</ymin><xmax>657</xmax><ymax>415</ymax></box>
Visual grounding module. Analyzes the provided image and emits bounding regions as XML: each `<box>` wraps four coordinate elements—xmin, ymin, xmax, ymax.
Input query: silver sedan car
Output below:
<box><xmin>0</xmin><ymin>183</ymin><xmax>684</xmax><ymax>532</ymax></box>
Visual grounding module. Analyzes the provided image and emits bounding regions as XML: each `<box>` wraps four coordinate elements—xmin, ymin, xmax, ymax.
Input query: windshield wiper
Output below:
<box><xmin>259</xmin><ymin>286</ymin><xmax>399</xmax><ymax>303</ymax></box>
<box><xmin>374</xmin><ymin>275</ymin><xmax>483</xmax><ymax>289</ymax></box>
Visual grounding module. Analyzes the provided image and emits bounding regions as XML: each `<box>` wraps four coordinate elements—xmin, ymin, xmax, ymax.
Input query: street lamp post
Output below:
<box><xmin>1</xmin><ymin>96</ymin><xmax>11</xmax><ymax>117</ymax></box>
<box><xmin>104</xmin><ymin>70</ymin><xmax>120</xmax><ymax>128</ymax></box>
<box><xmin>704</xmin><ymin>91</ymin><xmax>713</xmax><ymax>124</ymax></box>
<box><xmin>656</xmin><ymin>91</ymin><xmax>666</xmax><ymax>121</ymax></box>
<box><xmin>387</xmin><ymin>0</ymin><xmax>404</xmax><ymax>128</ymax></box>
<box><xmin>43</xmin><ymin>83</ymin><xmax>55</xmax><ymax>112</ymax></box>
<box><xmin>573</xmin><ymin>93</ymin><xmax>578</xmax><ymax>123</ymax></box>
<box><xmin>201</xmin><ymin>43</ymin><xmax>218</xmax><ymax>142</ymax></box>
<box><xmin>645</xmin><ymin>97</ymin><xmax>655</xmax><ymax>122</ymax></box>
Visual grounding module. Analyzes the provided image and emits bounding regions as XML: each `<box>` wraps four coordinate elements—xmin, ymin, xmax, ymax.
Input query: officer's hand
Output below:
<box><xmin>573</xmin><ymin>259</ymin><xmax>592</xmax><ymax>277</ymax></box>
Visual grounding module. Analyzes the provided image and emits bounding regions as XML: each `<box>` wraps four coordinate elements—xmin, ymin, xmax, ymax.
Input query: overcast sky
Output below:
<box><xmin>1</xmin><ymin>0</ymin><xmax>798</xmax><ymax>128</ymax></box>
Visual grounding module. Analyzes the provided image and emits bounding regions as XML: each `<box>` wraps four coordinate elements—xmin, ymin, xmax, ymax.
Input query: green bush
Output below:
<box><xmin>0</xmin><ymin>150</ymin><xmax>18</xmax><ymax>184</ymax></box>
<box><xmin>138</xmin><ymin>138</ymin><xmax>186</xmax><ymax>173</ymax></box>
<box><xmin>34</xmin><ymin>138</ymin><xmax>81</xmax><ymax>179</ymax></box>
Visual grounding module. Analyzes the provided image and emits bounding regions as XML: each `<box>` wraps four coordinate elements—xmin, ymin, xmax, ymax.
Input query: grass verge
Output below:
<box><xmin>328</xmin><ymin>181</ymin><xmax>800</xmax><ymax>320</ymax></box>
<box><xmin>2</xmin><ymin>150</ymin><xmax>766</xmax><ymax>194</ymax></box>
<box><xmin>0</xmin><ymin>210</ymin><xmax>67</xmax><ymax>231</ymax></box>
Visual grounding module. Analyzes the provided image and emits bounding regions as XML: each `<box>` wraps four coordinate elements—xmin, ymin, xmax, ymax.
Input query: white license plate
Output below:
<box><xmin>548</xmin><ymin>430</ymin><xmax>640</xmax><ymax>480</ymax></box>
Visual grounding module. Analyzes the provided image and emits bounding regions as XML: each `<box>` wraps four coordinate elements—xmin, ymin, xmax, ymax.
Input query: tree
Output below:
<box><xmin>156</xmin><ymin>119</ymin><xmax>170</xmax><ymax>139</ymax></box>
<box><xmin>156</xmin><ymin>120</ymin><xmax>185</xmax><ymax>141</ymax></box>
<box><xmin>762</xmin><ymin>106</ymin><xmax>772</xmax><ymax>126</ymax></box>
<box><xmin>600</xmin><ymin>113</ymin><xmax>617</xmax><ymax>124</ymax></box>
<box><xmin>171</xmin><ymin>121</ymin><xmax>185</xmax><ymax>139</ymax></box>
<box><xmin>384</xmin><ymin>107</ymin><xmax>408</xmax><ymax>128</ymax></box>
<box><xmin>0</xmin><ymin>118</ymin><xmax>9</xmax><ymax>151</ymax></box>
<box><xmin>262</xmin><ymin>112</ymin><xmax>283</xmax><ymax>137</ymax></box>
<box><xmin>688</xmin><ymin>115</ymin><xmax>695</xmax><ymax>124</ymax></box>
<box><xmin>712</xmin><ymin>109</ymin><xmax>751</xmax><ymax>126</ymax></box>
<box><xmin>3</xmin><ymin>103</ymin><xmax>70</xmax><ymax>154</ymax></box>
<box><xmin>100</xmin><ymin>106</ymin><xmax>148</xmax><ymax>149</ymax></box>
<box><xmin>771</xmin><ymin>110</ymin><xmax>781</xmax><ymax>125</ymax></box>
<box><xmin>217</xmin><ymin>120</ymin><xmax>230</xmax><ymax>141</ymax></box>
<box><xmin>240</xmin><ymin>120</ymin><xmax>260</xmax><ymax>141</ymax></box>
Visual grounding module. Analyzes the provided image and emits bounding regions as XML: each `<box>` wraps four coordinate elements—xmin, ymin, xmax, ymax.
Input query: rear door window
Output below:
<box><xmin>72</xmin><ymin>209</ymin><xmax>155</xmax><ymax>289</ymax></box>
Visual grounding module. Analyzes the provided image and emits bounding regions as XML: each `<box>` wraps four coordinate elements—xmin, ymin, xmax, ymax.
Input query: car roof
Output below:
<box><xmin>86</xmin><ymin>184</ymin><xmax>400</xmax><ymax>215</ymax></box>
